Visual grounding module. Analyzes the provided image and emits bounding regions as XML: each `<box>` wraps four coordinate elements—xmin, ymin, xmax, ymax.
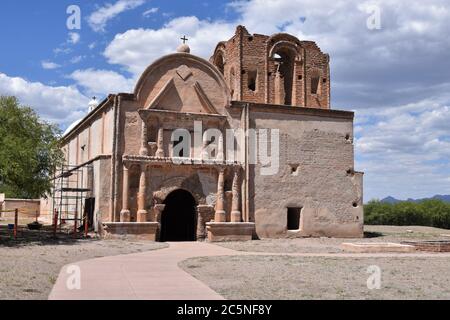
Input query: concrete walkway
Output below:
<box><xmin>49</xmin><ymin>242</ymin><xmax>241</xmax><ymax>300</ymax></box>
<box><xmin>49</xmin><ymin>242</ymin><xmax>450</xmax><ymax>300</ymax></box>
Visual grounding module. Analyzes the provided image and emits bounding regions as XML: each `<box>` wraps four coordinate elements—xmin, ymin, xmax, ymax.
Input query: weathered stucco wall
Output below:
<box><xmin>93</xmin><ymin>157</ymin><xmax>112</xmax><ymax>227</ymax></box>
<box><xmin>1</xmin><ymin>198</ymin><xmax>41</xmax><ymax>218</ymax></box>
<box><xmin>64</xmin><ymin>103</ymin><xmax>115</xmax><ymax>167</ymax></box>
<box><xmin>248</xmin><ymin>106</ymin><xmax>363</xmax><ymax>238</ymax></box>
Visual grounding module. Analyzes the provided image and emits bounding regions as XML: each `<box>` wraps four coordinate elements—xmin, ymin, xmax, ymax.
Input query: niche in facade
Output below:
<box><xmin>248</xmin><ymin>70</ymin><xmax>257</xmax><ymax>92</ymax></box>
<box><xmin>310</xmin><ymin>70</ymin><xmax>321</xmax><ymax>95</ymax></box>
<box><xmin>287</xmin><ymin>207</ymin><xmax>302</xmax><ymax>231</ymax></box>
<box><xmin>273</xmin><ymin>48</ymin><xmax>295</xmax><ymax>105</ymax></box>
<box><xmin>214</xmin><ymin>52</ymin><xmax>225</xmax><ymax>75</ymax></box>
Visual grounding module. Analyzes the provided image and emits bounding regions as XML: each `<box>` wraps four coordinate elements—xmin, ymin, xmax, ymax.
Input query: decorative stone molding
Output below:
<box><xmin>206</xmin><ymin>222</ymin><xmax>255</xmax><ymax>242</ymax></box>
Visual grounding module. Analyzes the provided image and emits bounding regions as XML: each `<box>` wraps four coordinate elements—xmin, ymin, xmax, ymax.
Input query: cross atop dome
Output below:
<box><xmin>177</xmin><ymin>36</ymin><xmax>191</xmax><ymax>53</ymax></box>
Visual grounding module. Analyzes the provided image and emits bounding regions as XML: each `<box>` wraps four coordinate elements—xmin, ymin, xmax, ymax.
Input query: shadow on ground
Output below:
<box><xmin>364</xmin><ymin>231</ymin><xmax>384</xmax><ymax>238</ymax></box>
<box><xmin>0</xmin><ymin>225</ymin><xmax>97</xmax><ymax>247</ymax></box>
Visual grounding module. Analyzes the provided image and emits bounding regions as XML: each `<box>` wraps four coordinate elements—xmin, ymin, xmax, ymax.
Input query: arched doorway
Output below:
<box><xmin>160</xmin><ymin>189</ymin><xmax>197</xmax><ymax>242</ymax></box>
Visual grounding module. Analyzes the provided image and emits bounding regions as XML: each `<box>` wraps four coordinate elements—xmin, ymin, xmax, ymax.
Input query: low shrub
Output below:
<box><xmin>364</xmin><ymin>199</ymin><xmax>450</xmax><ymax>229</ymax></box>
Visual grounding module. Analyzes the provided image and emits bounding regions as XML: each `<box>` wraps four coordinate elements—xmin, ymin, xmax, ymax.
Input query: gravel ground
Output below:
<box><xmin>0</xmin><ymin>237</ymin><xmax>168</xmax><ymax>300</ymax></box>
<box><xmin>217</xmin><ymin>225</ymin><xmax>450</xmax><ymax>254</ymax></box>
<box><xmin>180</xmin><ymin>255</ymin><xmax>450</xmax><ymax>300</ymax></box>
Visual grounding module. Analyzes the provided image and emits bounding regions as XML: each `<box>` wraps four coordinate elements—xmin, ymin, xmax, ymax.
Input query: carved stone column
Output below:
<box><xmin>215</xmin><ymin>167</ymin><xmax>226</xmax><ymax>222</ymax></box>
<box><xmin>156</xmin><ymin>127</ymin><xmax>165</xmax><ymax>158</ymax></box>
<box><xmin>140</xmin><ymin>121</ymin><xmax>149</xmax><ymax>156</ymax></box>
<box><xmin>120</xmin><ymin>165</ymin><xmax>131</xmax><ymax>222</ymax></box>
<box><xmin>231</xmin><ymin>168</ymin><xmax>242</xmax><ymax>222</ymax></box>
<box><xmin>137</xmin><ymin>164</ymin><xmax>148</xmax><ymax>222</ymax></box>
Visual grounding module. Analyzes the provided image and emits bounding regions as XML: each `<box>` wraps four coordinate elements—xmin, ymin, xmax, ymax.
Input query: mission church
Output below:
<box><xmin>44</xmin><ymin>26</ymin><xmax>364</xmax><ymax>241</ymax></box>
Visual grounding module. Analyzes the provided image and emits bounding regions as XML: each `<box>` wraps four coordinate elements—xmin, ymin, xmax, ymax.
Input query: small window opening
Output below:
<box><xmin>248</xmin><ymin>36</ymin><xmax>254</xmax><ymax>42</ymax></box>
<box><xmin>248</xmin><ymin>70</ymin><xmax>257</xmax><ymax>92</ymax></box>
<box><xmin>311</xmin><ymin>76</ymin><xmax>320</xmax><ymax>94</ymax></box>
<box><xmin>353</xmin><ymin>202</ymin><xmax>358</xmax><ymax>208</ymax></box>
<box><xmin>214</xmin><ymin>54</ymin><xmax>225</xmax><ymax>75</ymax></box>
<box><xmin>287</xmin><ymin>207</ymin><xmax>302</xmax><ymax>230</ymax></box>
<box><xmin>290</xmin><ymin>164</ymin><xmax>299</xmax><ymax>176</ymax></box>
<box><xmin>298</xmin><ymin>75</ymin><xmax>303</xmax><ymax>80</ymax></box>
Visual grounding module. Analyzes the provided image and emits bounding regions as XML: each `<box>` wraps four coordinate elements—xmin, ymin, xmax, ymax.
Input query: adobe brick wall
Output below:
<box><xmin>230</xmin><ymin>102</ymin><xmax>363</xmax><ymax>238</ymax></box>
<box><xmin>211</xmin><ymin>26</ymin><xmax>331</xmax><ymax>109</ymax></box>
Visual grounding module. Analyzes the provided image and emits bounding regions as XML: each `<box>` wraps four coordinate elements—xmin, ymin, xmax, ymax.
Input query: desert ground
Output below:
<box><xmin>0</xmin><ymin>220</ymin><xmax>167</xmax><ymax>300</ymax></box>
<box><xmin>1</xmin><ymin>223</ymin><xmax>450</xmax><ymax>300</ymax></box>
<box><xmin>180</xmin><ymin>255</ymin><xmax>450</xmax><ymax>299</ymax></box>
<box><xmin>179</xmin><ymin>225</ymin><xmax>450</xmax><ymax>300</ymax></box>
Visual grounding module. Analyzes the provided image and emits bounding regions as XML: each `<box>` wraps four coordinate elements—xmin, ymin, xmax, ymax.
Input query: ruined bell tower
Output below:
<box><xmin>211</xmin><ymin>25</ymin><xmax>331</xmax><ymax>109</ymax></box>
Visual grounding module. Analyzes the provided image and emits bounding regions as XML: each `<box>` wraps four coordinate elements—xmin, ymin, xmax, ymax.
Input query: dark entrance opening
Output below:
<box><xmin>287</xmin><ymin>207</ymin><xmax>302</xmax><ymax>230</ymax></box>
<box><xmin>83</xmin><ymin>198</ymin><xmax>95</xmax><ymax>230</ymax></box>
<box><xmin>160</xmin><ymin>189</ymin><xmax>197</xmax><ymax>242</ymax></box>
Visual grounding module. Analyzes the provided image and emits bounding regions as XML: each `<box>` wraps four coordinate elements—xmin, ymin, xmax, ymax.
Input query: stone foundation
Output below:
<box><xmin>341</xmin><ymin>242</ymin><xmax>416</xmax><ymax>253</ymax></box>
<box><xmin>103</xmin><ymin>222</ymin><xmax>159</xmax><ymax>241</ymax></box>
<box><xmin>206</xmin><ymin>222</ymin><xmax>255</xmax><ymax>242</ymax></box>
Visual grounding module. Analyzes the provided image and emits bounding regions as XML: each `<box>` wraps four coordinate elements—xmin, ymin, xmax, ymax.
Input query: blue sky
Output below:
<box><xmin>0</xmin><ymin>0</ymin><xmax>449</xmax><ymax>201</ymax></box>
<box><xmin>0</xmin><ymin>1</ymin><xmax>234</xmax><ymax>87</ymax></box>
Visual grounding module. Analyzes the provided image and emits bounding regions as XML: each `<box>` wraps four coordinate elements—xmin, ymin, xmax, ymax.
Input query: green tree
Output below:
<box><xmin>0</xmin><ymin>96</ymin><xmax>63</xmax><ymax>198</ymax></box>
<box><xmin>364</xmin><ymin>199</ymin><xmax>450</xmax><ymax>229</ymax></box>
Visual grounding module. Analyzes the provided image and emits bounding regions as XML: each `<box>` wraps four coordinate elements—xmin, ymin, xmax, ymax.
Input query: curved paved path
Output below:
<box><xmin>49</xmin><ymin>242</ymin><xmax>450</xmax><ymax>300</ymax></box>
<box><xmin>49</xmin><ymin>242</ymin><xmax>239</xmax><ymax>300</ymax></box>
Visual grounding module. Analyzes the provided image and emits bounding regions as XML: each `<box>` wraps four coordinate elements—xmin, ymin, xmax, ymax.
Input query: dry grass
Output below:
<box><xmin>216</xmin><ymin>225</ymin><xmax>450</xmax><ymax>254</ymax></box>
<box><xmin>180</xmin><ymin>255</ymin><xmax>450</xmax><ymax>300</ymax></box>
<box><xmin>180</xmin><ymin>226</ymin><xmax>450</xmax><ymax>300</ymax></box>
<box><xmin>0</xmin><ymin>237</ymin><xmax>167</xmax><ymax>300</ymax></box>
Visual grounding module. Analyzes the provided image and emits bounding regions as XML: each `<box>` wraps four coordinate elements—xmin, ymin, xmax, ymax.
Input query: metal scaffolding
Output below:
<box><xmin>52</xmin><ymin>164</ymin><xmax>92</xmax><ymax>234</ymax></box>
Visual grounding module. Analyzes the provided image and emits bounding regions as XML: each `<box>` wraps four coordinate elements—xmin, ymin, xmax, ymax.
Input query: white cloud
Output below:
<box><xmin>41</xmin><ymin>61</ymin><xmax>61</xmax><ymax>70</ymax></box>
<box><xmin>70</xmin><ymin>55</ymin><xmax>85</xmax><ymax>64</ymax></box>
<box><xmin>0</xmin><ymin>72</ymin><xmax>89</xmax><ymax>126</ymax></box>
<box><xmin>355</xmin><ymin>92</ymin><xmax>450</xmax><ymax>200</ymax></box>
<box><xmin>68</xmin><ymin>32</ymin><xmax>80</xmax><ymax>44</ymax></box>
<box><xmin>69</xmin><ymin>68</ymin><xmax>136</xmax><ymax>96</ymax></box>
<box><xmin>143</xmin><ymin>7</ymin><xmax>158</xmax><ymax>17</ymax></box>
<box><xmin>104</xmin><ymin>16</ymin><xmax>235</xmax><ymax>76</ymax></box>
<box><xmin>53</xmin><ymin>47</ymin><xmax>72</xmax><ymax>55</ymax></box>
<box><xmin>88</xmin><ymin>0</ymin><xmax>146</xmax><ymax>32</ymax></box>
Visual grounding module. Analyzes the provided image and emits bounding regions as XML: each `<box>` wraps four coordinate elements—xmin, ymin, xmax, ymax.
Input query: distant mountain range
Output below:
<box><xmin>381</xmin><ymin>195</ymin><xmax>450</xmax><ymax>204</ymax></box>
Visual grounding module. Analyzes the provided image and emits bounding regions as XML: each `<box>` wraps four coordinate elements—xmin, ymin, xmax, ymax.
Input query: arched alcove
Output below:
<box><xmin>160</xmin><ymin>189</ymin><xmax>197</xmax><ymax>242</ymax></box>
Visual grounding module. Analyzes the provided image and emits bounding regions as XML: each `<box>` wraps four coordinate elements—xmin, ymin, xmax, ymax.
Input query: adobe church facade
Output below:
<box><xmin>53</xmin><ymin>26</ymin><xmax>364</xmax><ymax>241</ymax></box>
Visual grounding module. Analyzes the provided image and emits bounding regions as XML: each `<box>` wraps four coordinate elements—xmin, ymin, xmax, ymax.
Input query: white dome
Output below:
<box><xmin>63</xmin><ymin>118</ymin><xmax>82</xmax><ymax>137</ymax></box>
<box><xmin>63</xmin><ymin>97</ymin><xmax>99</xmax><ymax>137</ymax></box>
<box><xmin>177</xmin><ymin>44</ymin><xmax>191</xmax><ymax>53</ymax></box>
<box><xmin>88</xmin><ymin>97</ymin><xmax>98</xmax><ymax>112</ymax></box>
